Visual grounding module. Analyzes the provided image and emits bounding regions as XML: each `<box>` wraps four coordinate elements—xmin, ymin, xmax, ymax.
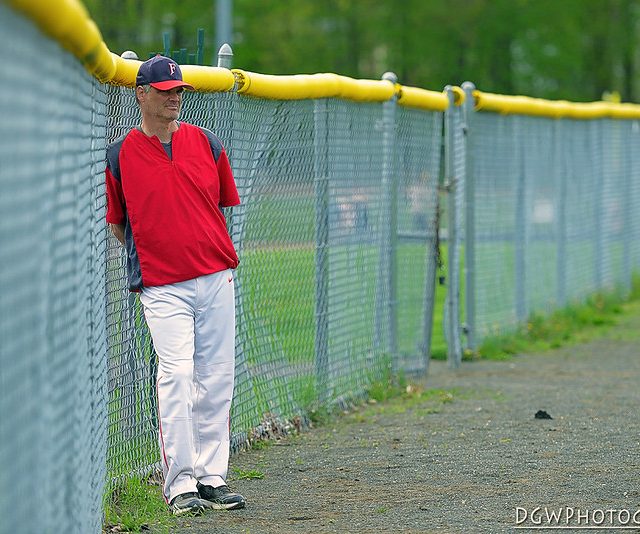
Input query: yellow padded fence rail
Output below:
<box><xmin>7</xmin><ymin>0</ymin><xmax>116</xmax><ymax>82</ymax></box>
<box><xmin>232</xmin><ymin>69</ymin><xmax>452</xmax><ymax>111</ymax></box>
<box><xmin>8</xmin><ymin>0</ymin><xmax>640</xmax><ymax>116</ymax></box>
<box><xmin>3</xmin><ymin>0</ymin><xmax>450</xmax><ymax>110</ymax></box>
<box><xmin>6</xmin><ymin>0</ymin><xmax>236</xmax><ymax>91</ymax></box>
<box><xmin>231</xmin><ymin>70</ymin><xmax>395</xmax><ymax>102</ymax></box>
<box><xmin>397</xmin><ymin>85</ymin><xmax>448</xmax><ymax>111</ymax></box>
<box><xmin>473</xmin><ymin>90</ymin><xmax>640</xmax><ymax>119</ymax></box>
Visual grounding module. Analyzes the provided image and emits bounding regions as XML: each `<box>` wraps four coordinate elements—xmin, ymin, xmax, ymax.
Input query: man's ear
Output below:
<box><xmin>135</xmin><ymin>86</ymin><xmax>146</xmax><ymax>104</ymax></box>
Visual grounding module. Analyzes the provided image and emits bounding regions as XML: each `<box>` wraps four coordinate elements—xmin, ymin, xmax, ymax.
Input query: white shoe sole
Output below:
<box><xmin>171</xmin><ymin>504</ymin><xmax>206</xmax><ymax>516</ymax></box>
<box><xmin>202</xmin><ymin>500</ymin><xmax>246</xmax><ymax>510</ymax></box>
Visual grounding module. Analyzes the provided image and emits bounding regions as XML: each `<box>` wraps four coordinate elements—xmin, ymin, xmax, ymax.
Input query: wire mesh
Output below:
<box><xmin>520</xmin><ymin>115</ymin><xmax>559</xmax><ymax>317</ymax></box>
<box><xmin>324</xmin><ymin>99</ymin><xmax>391</xmax><ymax>397</ymax></box>
<box><xmin>228</xmin><ymin>95</ymin><xmax>318</xmax><ymax>431</ymax></box>
<box><xmin>600</xmin><ymin>119</ymin><xmax>629</xmax><ymax>291</ymax></box>
<box><xmin>623</xmin><ymin>120</ymin><xmax>640</xmax><ymax>278</ymax></box>
<box><xmin>395</xmin><ymin>107</ymin><xmax>442</xmax><ymax>371</ymax></box>
<box><xmin>101</xmin><ymin>88</ymin><xmax>443</xmax><ymax>488</ymax></box>
<box><xmin>0</xmin><ymin>5</ymin><xmax>107</xmax><ymax>533</ymax></box>
<box><xmin>462</xmin><ymin>111</ymin><xmax>640</xmax><ymax>344</ymax></box>
<box><xmin>104</xmin><ymin>86</ymin><xmax>159</xmax><ymax>488</ymax></box>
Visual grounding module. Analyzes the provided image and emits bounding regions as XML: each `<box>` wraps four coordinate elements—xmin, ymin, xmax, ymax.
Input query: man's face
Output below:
<box><xmin>138</xmin><ymin>86</ymin><xmax>184</xmax><ymax>122</ymax></box>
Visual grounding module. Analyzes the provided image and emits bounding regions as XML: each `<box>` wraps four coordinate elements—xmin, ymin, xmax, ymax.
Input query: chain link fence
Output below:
<box><xmin>451</xmin><ymin>84</ymin><xmax>640</xmax><ymax>349</ymax></box>
<box><xmin>0</xmin><ymin>5</ymin><xmax>108</xmax><ymax>534</ymax></box>
<box><xmin>395</xmin><ymin>105</ymin><xmax>443</xmax><ymax>372</ymax></box>
<box><xmin>103</xmin><ymin>87</ymin><xmax>443</xmax><ymax>488</ymax></box>
<box><xmin>6</xmin><ymin>4</ymin><xmax>640</xmax><ymax>533</ymax></box>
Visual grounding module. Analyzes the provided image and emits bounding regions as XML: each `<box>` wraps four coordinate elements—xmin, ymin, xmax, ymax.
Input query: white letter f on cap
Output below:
<box><xmin>169</xmin><ymin>63</ymin><xmax>176</xmax><ymax>76</ymax></box>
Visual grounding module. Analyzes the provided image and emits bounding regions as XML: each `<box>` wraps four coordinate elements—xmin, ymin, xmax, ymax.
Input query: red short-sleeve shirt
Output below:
<box><xmin>106</xmin><ymin>122</ymin><xmax>240</xmax><ymax>291</ymax></box>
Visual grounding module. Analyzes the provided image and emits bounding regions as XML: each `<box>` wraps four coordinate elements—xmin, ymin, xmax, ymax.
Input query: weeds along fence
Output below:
<box><xmin>3</xmin><ymin>2</ymin><xmax>640</xmax><ymax>533</ymax></box>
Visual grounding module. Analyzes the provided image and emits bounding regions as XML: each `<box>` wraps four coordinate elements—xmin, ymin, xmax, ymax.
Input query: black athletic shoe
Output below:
<box><xmin>197</xmin><ymin>482</ymin><xmax>246</xmax><ymax>510</ymax></box>
<box><xmin>169</xmin><ymin>492</ymin><xmax>207</xmax><ymax>516</ymax></box>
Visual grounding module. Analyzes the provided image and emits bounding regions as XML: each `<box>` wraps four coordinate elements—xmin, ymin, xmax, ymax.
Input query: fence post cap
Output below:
<box><xmin>217</xmin><ymin>43</ymin><xmax>233</xmax><ymax>68</ymax></box>
<box><xmin>381</xmin><ymin>71</ymin><xmax>398</xmax><ymax>84</ymax></box>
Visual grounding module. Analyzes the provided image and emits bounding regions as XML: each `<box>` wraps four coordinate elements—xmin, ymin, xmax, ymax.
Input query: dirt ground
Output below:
<box><xmin>170</xmin><ymin>308</ymin><xmax>640</xmax><ymax>534</ymax></box>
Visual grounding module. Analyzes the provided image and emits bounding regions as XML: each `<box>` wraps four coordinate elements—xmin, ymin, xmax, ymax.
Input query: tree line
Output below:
<box><xmin>84</xmin><ymin>0</ymin><xmax>640</xmax><ymax>102</ymax></box>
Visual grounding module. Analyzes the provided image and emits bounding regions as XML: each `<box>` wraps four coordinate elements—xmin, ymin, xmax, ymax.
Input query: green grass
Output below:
<box><xmin>228</xmin><ymin>235</ymin><xmax>640</xmax><ymax>397</ymax></box>
<box><xmin>342</xmin><ymin>383</ymin><xmax>464</xmax><ymax>425</ymax></box>
<box><xmin>231</xmin><ymin>467</ymin><xmax>265</xmax><ymax>480</ymax></box>
<box><xmin>475</xmin><ymin>276</ymin><xmax>640</xmax><ymax>360</ymax></box>
<box><xmin>104</xmin><ymin>477</ymin><xmax>175</xmax><ymax>533</ymax></box>
<box><xmin>239</xmin><ymin>240</ymin><xmax>449</xmax><ymax>365</ymax></box>
<box><xmin>240</xmin><ymin>245</ymin><xmax>316</xmax><ymax>365</ymax></box>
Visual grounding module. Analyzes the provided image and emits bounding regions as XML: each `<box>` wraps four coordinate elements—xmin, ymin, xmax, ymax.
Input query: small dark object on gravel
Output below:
<box><xmin>535</xmin><ymin>410</ymin><xmax>553</xmax><ymax>419</ymax></box>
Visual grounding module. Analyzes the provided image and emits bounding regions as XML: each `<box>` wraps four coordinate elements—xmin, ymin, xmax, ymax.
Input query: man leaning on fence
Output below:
<box><xmin>105</xmin><ymin>54</ymin><xmax>245</xmax><ymax>516</ymax></box>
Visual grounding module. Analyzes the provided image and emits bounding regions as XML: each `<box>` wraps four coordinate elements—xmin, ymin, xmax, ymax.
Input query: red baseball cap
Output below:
<box><xmin>136</xmin><ymin>55</ymin><xmax>194</xmax><ymax>91</ymax></box>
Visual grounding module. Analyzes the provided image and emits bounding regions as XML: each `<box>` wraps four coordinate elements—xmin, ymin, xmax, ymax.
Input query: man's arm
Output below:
<box><xmin>110</xmin><ymin>223</ymin><xmax>125</xmax><ymax>245</ymax></box>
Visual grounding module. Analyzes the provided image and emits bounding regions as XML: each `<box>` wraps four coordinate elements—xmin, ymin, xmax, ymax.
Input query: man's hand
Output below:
<box><xmin>110</xmin><ymin>223</ymin><xmax>125</xmax><ymax>246</ymax></box>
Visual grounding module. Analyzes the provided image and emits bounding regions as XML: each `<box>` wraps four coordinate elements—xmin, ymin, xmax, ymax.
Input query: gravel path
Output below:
<box><xmin>172</xmin><ymin>306</ymin><xmax>640</xmax><ymax>533</ymax></box>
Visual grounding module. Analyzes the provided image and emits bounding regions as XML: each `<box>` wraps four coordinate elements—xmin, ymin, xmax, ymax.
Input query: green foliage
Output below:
<box><xmin>365</xmin><ymin>356</ymin><xmax>406</xmax><ymax>403</ymax></box>
<box><xmin>366</xmin><ymin>380</ymin><xmax>396</xmax><ymax>403</ymax></box>
<box><xmin>308</xmin><ymin>405</ymin><xmax>332</xmax><ymax>426</ymax></box>
<box><xmin>250</xmin><ymin>439</ymin><xmax>271</xmax><ymax>451</ymax></box>
<box><xmin>104</xmin><ymin>477</ymin><xmax>174</xmax><ymax>533</ymax></box>
<box><xmin>84</xmin><ymin>0</ymin><xmax>640</xmax><ymax>101</ymax></box>
<box><xmin>231</xmin><ymin>467</ymin><xmax>265</xmax><ymax>480</ymax></box>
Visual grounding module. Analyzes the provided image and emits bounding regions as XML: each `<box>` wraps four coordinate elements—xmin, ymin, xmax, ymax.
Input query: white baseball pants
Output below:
<box><xmin>140</xmin><ymin>269</ymin><xmax>236</xmax><ymax>503</ymax></box>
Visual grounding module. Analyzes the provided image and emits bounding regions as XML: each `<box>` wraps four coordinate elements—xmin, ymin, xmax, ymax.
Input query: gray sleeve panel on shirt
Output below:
<box><xmin>104</xmin><ymin>131</ymin><xmax>142</xmax><ymax>290</ymax></box>
<box><xmin>124</xmin><ymin>213</ymin><xmax>144</xmax><ymax>291</ymax></box>
<box><xmin>197</xmin><ymin>126</ymin><xmax>224</xmax><ymax>162</ymax></box>
<box><xmin>106</xmin><ymin>132</ymin><xmax>128</xmax><ymax>181</ymax></box>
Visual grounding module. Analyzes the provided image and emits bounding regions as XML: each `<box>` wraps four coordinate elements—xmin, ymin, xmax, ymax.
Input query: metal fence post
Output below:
<box><xmin>623</xmin><ymin>122</ymin><xmax>633</xmax><ymax>294</ymax></box>
<box><xmin>514</xmin><ymin>116</ymin><xmax>528</xmax><ymax>323</ymax></box>
<box><xmin>215</xmin><ymin>42</ymin><xmax>255</xmax><ymax>419</ymax></box>
<box><xmin>381</xmin><ymin>72</ymin><xmax>398</xmax><ymax>369</ymax></box>
<box><xmin>461</xmin><ymin>82</ymin><xmax>477</xmax><ymax>350</ymax></box>
<box><xmin>212</xmin><ymin>44</ymin><xmax>235</xmax><ymax>159</ymax></box>
<box><xmin>593</xmin><ymin>120</ymin><xmax>605</xmax><ymax>289</ymax></box>
<box><xmin>120</xmin><ymin>50</ymin><xmax>138</xmax><ymax>60</ymax></box>
<box><xmin>215</xmin><ymin>0</ymin><xmax>233</xmax><ymax>53</ymax></box>
<box><xmin>215</xmin><ymin>42</ymin><xmax>235</xmax><ymax>240</ymax></box>
<box><xmin>314</xmin><ymin>99</ymin><xmax>330</xmax><ymax>402</ymax></box>
<box><xmin>444</xmin><ymin>86</ymin><xmax>462</xmax><ymax>368</ymax></box>
<box><xmin>555</xmin><ymin>120</ymin><xmax>568</xmax><ymax>307</ymax></box>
